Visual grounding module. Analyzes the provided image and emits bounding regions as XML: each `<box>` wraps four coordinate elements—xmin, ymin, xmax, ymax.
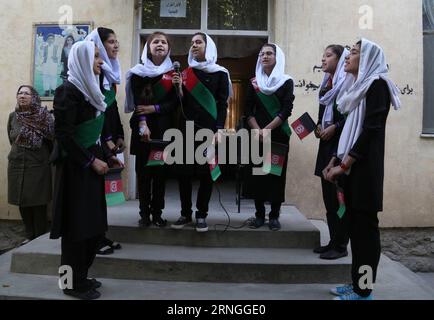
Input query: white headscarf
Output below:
<box><xmin>124</xmin><ymin>41</ymin><xmax>173</xmax><ymax>113</ymax></box>
<box><xmin>68</xmin><ymin>41</ymin><xmax>107</xmax><ymax>112</ymax></box>
<box><xmin>188</xmin><ymin>33</ymin><xmax>233</xmax><ymax>97</ymax></box>
<box><xmin>255</xmin><ymin>44</ymin><xmax>293</xmax><ymax>95</ymax></box>
<box><xmin>336</xmin><ymin>38</ymin><xmax>401</xmax><ymax>161</ymax></box>
<box><xmin>86</xmin><ymin>29</ymin><xmax>121</xmax><ymax>90</ymax></box>
<box><xmin>319</xmin><ymin>48</ymin><xmax>354</xmax><ymax>129</ymax></box>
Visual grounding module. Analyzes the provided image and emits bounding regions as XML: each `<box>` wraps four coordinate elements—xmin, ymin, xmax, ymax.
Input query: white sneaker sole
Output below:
<box><xmin>196</xmin><ymin>227</ymin><xmax>209</xmax><ymax>233</ymax></box>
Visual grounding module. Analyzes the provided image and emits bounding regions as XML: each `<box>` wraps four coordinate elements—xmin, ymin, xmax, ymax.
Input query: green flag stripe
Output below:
<box><xmin>191</xmin><ymin>82</ymin><xmax>218</xmax><ymax>120</ymax></box>
<box><xmin>257</xmin><ymin>92</ymin><xmax>292</xmax><ymax>138</ymax></box>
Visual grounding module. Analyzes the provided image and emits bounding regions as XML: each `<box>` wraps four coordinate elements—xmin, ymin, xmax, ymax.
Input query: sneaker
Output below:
<box><xmin>171</xmin><ymin>216</ymin><xmax>192</xmax><ymax>230</ymax></box>
<box><xmin>249</xmin><ymin>217</ymin><xmax>265</xmax><ymax>229</ymax></box>
<box><xmin>330</xmin><ymin>284</ymin><xmax>353</xmax><ymax>296</ymax></box>
<box><xmin>313</xmin><ymin>244</ymin><xmax>331</xmax><ymax>254</ymax></box>
<box><xmin>63</xmin><ymin>288</ymin><xmax>101</xmax><ymax>300</ymax></box>
<box><xmin>269</xmin><ymin>219</ymin><xmax>281</xmax><ymax>231</ymax></box>
<box><xmin>153</xmin><ymin>216</ymin><xmax>168</xmax><ymax>228</ymax></box>
<box><xmin>196</xmin><ymin>218</ymin><xmax>209</xmax><ymax>232</ymax></box>
<box><xmin>333</xmin><ymin>292</ymin><xmax>373</xmax><ymax>301</ymax></box>
<box><xmin>320</xmin><ymin>249</ymin><xmax>348</xmax><ymax>260</ymax></box>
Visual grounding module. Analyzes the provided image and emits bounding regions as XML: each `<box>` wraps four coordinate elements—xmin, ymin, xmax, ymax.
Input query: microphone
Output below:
<box><xmin>173</xmin><ymin>61</ymin><xmax>181</xmax><ymax>97</ymax></box>
<box><xmin>173</xmin><ymin>61</ymin><xmax>181</xmax><ymax>74</ymax></box>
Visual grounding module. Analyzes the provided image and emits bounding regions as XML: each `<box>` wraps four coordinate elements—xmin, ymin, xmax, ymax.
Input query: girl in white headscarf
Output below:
<box><xmin>51</xmin><ymin>40</ymin><xmax>123</xmax><ymax>300</ymax></box>
<box><xmin>243</xmin><ymin>43</ymin><xmax>295</xmax><ymax>232</ymax></box>
<box><xmin>313</xmin><ymin>45</ymin><xmax>351</xmax><ymax>260</ymax></box>
<box><xmin>170</xmin><ymin>32</ymin><xmax>231</xmax><ymax>233</ymax></box>
<box><xmin>125</xmin><ymin>32</ymin><xmax>178</xmax><ymax>228</ymax></box>
<box><xmin>87</xmin><ymin>28</ymin><xmax>125</xmax><ymax>255</ymax></box>
<box><xmin>325</xmin><ymin>39</ymin><xmax>401</xmax><ymax>301</ymax></box>
<box><xmin>87</xmin><ymin>28</ymin><xmax>125</xmax><ymax>157</ymax></box>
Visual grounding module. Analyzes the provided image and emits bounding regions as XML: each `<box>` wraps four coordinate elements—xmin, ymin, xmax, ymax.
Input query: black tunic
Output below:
<box><xmin>177</xmin><ymin>69</ymin><xmax>229</xmax><ymax>176</ymax></box>
<box><xmin>50</xmin><ymin>81</ymin><xmax>109</xmax><ymax>242</ymax></box>
<box><xmin>344</xmin><ymin>79</ymin><xmax>391</xmax><ymax>213</ymax></box>
<box><xmin>314</xmin><ymin>89</ymin><xmax>346</xmax><ymax>177</ymax></box>
<box><xmin>243</xmin><ymin>79</ymin><xmax>295</xmax><ymax>203</ymax></box>
<box><xmin>129</xmin><ymin>74</ymin><xmax>178</xmax><ymax>172</ymax></box>
<box><xmin>100</xmin><ymin>73</ymin><xmax>125</xmax><ymax>143</ymax></box>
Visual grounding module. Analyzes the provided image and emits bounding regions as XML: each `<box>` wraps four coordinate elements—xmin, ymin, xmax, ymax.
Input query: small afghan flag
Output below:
<box><xmin>336</xmin><ymin>182</ymin><xmax>346</xmax><ymax>219</ymax></box>
<box><xmin>105</xmin><ymin>168</ymin><xmax>126</xmax><ymax>207</ymax></box>
<box><xmin>291</xmin><ymin>112</ymin><xmax>317</xmax><ymax>140</ymax></box>
<box><xmin>153</xmin><ymin>72</ymin><xmax>174</xmax><ymax>102</ymax></box>
<box><xmin>183</xmin><ymin>67</ymin><xmax>218</xmax><ymax>120</ymax></box>
<box><xmin>262</xmin><ymin>142</ymin><xmax>288</xmax><ymax>176</ymax></box>
<box><xmin>206</xmin><ymin>146</ymin><xmax>222</xmax><ymax>182</ymax></box>
<box><xmin>146</xmin><ymin>140</ymin><xmax>169</xmax><ymax>167</ymax></box>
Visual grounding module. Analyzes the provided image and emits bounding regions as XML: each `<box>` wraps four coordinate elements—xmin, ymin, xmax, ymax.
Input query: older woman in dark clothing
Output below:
<box><xmin>7</xmin><ymin>85</ymin><xmax>54</xmax><ymax>241</ymax></box>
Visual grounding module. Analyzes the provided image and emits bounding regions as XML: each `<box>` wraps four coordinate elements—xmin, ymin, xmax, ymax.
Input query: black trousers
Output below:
<box><xmin>19</xmin><ymin>205</ymin><xmax>48</xmax><ymax>240</ymax></box>
<box><xmin>321</xmin><ymin>178</ymin><xmax>349</xmax><ymax>251</ymax></box>
<box><xmin>179</xmin><ymin>175</ymin><xmax>213</xmax><ymax>219</ymax></box>
<box><xmin>137</xmin><ymin>168</ymin><xmax>166</xmax><ymax>218</ymax></box>
<box><xmin>348</xmin><ymin>208</ymin><xmax>381</xmax><ymax>297</ymax></box>
<box><xmin>254</xmin><ymin>200</ymin><xmax>281</xmax><ymax>219</ymax></box>
<box><xmin>61</xmin><ymin>235</ymin><xmax>103</xmax><ymax>292</ymax></box>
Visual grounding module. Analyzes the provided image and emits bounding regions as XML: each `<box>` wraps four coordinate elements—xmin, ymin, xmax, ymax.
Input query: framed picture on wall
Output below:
<box><xmin>32</xmin><ymin>22</ymin><xmax>93</xmax><ymax>100</ymax></box>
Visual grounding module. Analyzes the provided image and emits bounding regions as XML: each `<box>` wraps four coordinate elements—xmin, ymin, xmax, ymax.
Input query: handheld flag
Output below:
<box><xmin>291</xmin><ymin>112</ymin><xmax>317</xmax><ymax>140</ymax></box>
<box><xmin>146</xmin><ymin>140</ymin><xmax>170</xmax><ymax>167</ymax></box>
<box><xmin>262</xmin><ymin>142</ymin><xmax>288</xmax><ymax>176</ymax></box>
<box><xmin>105</xmin><ymin>168</ymin><xmax>126</xmax><ymax>207</ymax></box>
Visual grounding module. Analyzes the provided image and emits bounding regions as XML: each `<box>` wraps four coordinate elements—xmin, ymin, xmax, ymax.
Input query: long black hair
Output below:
<box><xmin>97</xmin><ymin>27</ymin><xmax>115</xmax><ymax>43</ymax></box>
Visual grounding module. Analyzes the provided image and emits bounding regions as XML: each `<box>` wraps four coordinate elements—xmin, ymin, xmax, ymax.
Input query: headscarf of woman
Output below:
<box><xmin>319</xmin><ymin>45</ymin><xmax>353</xmax><ymax>129</ymax></box>
<box><xmin>68</xmin><ymin>41</ymin><xmax>107</xmax><ymax>112</ymax></box>
<box><xmin>86</xmin><ymin>27</ymin><xmax>121</xmax><ymax>90</ymax></box>
<box><xmin>188</xmin><ymin>32</ymin><xmax>233</xmax><ymax>97</ymax></box>
<box><xmin>125</xmin><ymin>32</ymin><xmax>173</xmax><ymax>113</ymax></box>
<box><xmin>336</xmin><ymin>38</ymin><xmax>401</xmax><ymax>161</ymax></box>
<box><xmin>15</xmin><ymin>85</ymin><xmax>54</xmax><ymax>149</ymax></box>
<box><xmin>255</xmin><ymin>43</ymin><xmax>293</xmax><ymax>96</ymax></box>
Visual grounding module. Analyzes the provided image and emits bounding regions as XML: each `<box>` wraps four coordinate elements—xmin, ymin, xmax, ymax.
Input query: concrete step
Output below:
<box><xmin>10</xmin><ymin>235</ymin><xmax>351</xmax><ymax>284</ymax></box>
<box><xmin>107</xmin><ymin>203</ymin><xmax>320</xmax><ymax>249</ymax></box>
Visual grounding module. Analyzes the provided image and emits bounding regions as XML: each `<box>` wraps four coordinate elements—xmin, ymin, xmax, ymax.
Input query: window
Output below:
<box><xmin>142</xmin><ymin>0</ymin><xmax>201</xmax><ymax>30</ymax></box>
<box><xmin>141</xmin><ymin>0</ymin><xmax>269</xmax><ymax>35</ymax></box>
<box><xmin>423</xmin><ymin>0</ymin><xmax>434</xmax><ymax>134</ymax></box>
<box><xmin>207</xmin><ymin>0</ymin><xmax>268</xmax><ymax>31</ymax></box>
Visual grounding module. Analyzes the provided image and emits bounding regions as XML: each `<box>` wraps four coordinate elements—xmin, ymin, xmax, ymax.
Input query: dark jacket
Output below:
<box><xmin>50</xmin><ymin>81</ymin><xmax>110</xmax><ymax>241</ymax></box>
<box><xmin>345</xmin><ymin>79</ymin><xmax>391</xmax><ymax>212</ymax></box>
<box><xmin>314</xmin><ymin>87</ymin><xmax>346</xmax><ymax>177</ymax></box>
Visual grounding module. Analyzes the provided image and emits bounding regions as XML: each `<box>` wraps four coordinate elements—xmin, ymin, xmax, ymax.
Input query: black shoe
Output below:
<box><xmin>313</xmin><ymin>244</ymin><xmax>331</xmax><ymax>254</ymax></box>
<box><xmin>86</xmin><ymin>278</ymin><xmax>102</xmax><ymax>289</ymax></box>
<box><xmin>195</xmin><ymin>218</ymin><xmax>209</xmax><ymax>233</ymax></box>
<box><xmin>139</xmin><ymin>216</ymin><xmax>152</xmax><ymax>227</ymax></box>
<box><xmin>63</xmin><ymin>288</ymin><xmax>101</xmax><ymax>300</ymax></box>
<box><xmin>102</xmin><ymin>237</ymin><xmax>121</xmax><ymax>250</ymax></box>
<box><xmin>249</xmin><ymin>217</ymin><xmax>265</xmax><ymax>229</ymax></box>
<box><xmin>153</xmin><ymin>216</ymin><xmax>168</xmax><ymax>228</ymax></box>
<box><xmin>320</xmin><ymin>249</ymin><xmax>348</xmax><ymax>260</ymax></box>
<box><xmin>171</xmin><ymin>216</ymin><xmax>193</xmax><ymax>230</ymax></box>
<box><xmin>269</xmin><ymin>219</ymin><xmax>281</xmax><ymax>231</ymax></box>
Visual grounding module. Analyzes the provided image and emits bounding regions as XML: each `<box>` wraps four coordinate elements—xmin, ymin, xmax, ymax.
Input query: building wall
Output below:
<box><xmin>0</xmin><ymin>0</ymin><xmax>136</xmax><ymax>219</ymax></box>
<box><xmin>0</xmin><ymin>0</ymin><xmax>432</xmax><ymax>227</ymax></box>
<box><xmin>274</xmin><ymin>0</ymin><xmax>433</xmax><ymax>227</ymax></box>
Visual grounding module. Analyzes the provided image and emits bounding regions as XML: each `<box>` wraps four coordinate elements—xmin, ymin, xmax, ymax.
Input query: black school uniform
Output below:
<box><xmin>51</xmin><ymin>81</ymin><xmax>111</xmax><ymax>291</ymax></box>
<box><xmin>177</xmin><ymin>68</ymin><xmax>229</xmax><ymax>219</ymax></box>
<box><xmin>130</xmin><ymin>73</ymin><xmax>177</xmax><ymax>218</ymax></box>
<box><xmin>243</xmin><ymin>79</ymin><xmax>294</xmax><ymax>218</ymax></box>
